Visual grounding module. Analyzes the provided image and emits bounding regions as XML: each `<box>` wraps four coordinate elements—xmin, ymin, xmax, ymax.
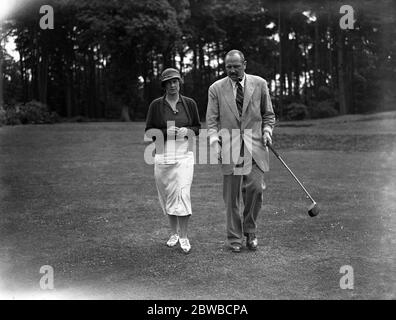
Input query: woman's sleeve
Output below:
<box><xmin>145</xmin><ymin>101</ymin><xmax>167</xmax><ymax>141</ymax></box>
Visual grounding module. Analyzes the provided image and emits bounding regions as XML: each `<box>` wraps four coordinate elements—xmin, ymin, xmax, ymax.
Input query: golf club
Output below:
<box><xmin>266</xmin><ymin>142</ymin><xmax>320</xmax><ymax>217</ymax></box>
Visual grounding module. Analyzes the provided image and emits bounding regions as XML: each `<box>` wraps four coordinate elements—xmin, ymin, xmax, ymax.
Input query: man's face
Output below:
<box><xmin>225</xmin><ymin>54</ymin><xmax>246</xmax><ymax>81</ymax></box>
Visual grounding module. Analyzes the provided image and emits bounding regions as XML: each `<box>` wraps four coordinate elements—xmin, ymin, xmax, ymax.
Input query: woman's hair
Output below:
<box><xmin>161</xmin><ymin>78</ymin><xmax>183</xmax><ymax>88</ymax></box>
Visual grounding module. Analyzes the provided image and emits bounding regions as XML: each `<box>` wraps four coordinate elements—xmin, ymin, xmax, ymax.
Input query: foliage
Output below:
<box><xmin>0</xmin><ymin>107</ymin><xmax>6</xmax><ymax>126</ymax></box>
<box><xmin>317</xmin><ymin>86</ymin><xmax>333</xmax><ymax>101</ymax></box>
<box><xmin>3</xmin><ymin>107</ymin><xmax>21</xmax><ymax>125</ymax></box>
<box><xmin>1</xmin><ymin>0</ymin><xmax>395</xmax><ymax>121</ymax></box>
<box><xmin>310</xmin><ymin>100</ymin><xmax>339</xmax><ymax>119</ymax></box>
<box><xmin>3</xmin><ymin>101</ymin><xmax>60</xmax><ymax>125</ymax></box>
<box><xmin>285</xmin><ymin>102</ymin><xmax>309</xmax><ymax>120</ymax></box>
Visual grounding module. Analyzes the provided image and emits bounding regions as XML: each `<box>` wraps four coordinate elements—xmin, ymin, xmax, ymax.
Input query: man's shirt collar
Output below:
<box><xmin>231</xmin><ymin>73</ymin><xmax>246</xmax><ymax>88</ymax></box>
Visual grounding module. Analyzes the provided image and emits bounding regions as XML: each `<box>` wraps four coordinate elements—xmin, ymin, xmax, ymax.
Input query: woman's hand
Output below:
<box><xmin>176</xmin><ymin>127</ymin><xmax>188</xmax><ymax>138</ymax></box>
<box><xmin>167</xmin><ymin>126</ymin><xmax>179</xmax><ymax>136</ymax></box>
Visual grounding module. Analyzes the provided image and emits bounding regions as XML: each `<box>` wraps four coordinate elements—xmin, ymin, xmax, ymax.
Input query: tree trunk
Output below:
<box><xmin>192</xmin><ymin>45</ymin><xmax>198</xmax><ymax>71</ymax></box>
<box><xmin>294</xmin><ymin>32</ymin><xmax>300</xmax><ymax>97</ymax></box>
<box><xmin>303</xmin><ymin>43</ymin><xmax>309</xmax><ymax>105</ymax></box>
<box><xmin>142</xmin><ymin>51</ymin><xmax>150</xmax><ymax>109</ymax></box>
<box><xmin>38</xmin><ymin>54</ymin><xmax>49</xmax><ymax>105</ymax></box>
<box><xmin>199</xmin><ymin>43</ymin><xmax>205</xmax><ymax>71</ymax></box>
<box><xmin>103</xmin><ymin>67</ymin><xmax>108</xmax><ymax>118</ymax></box>
<box><xmin>327</xmin><ymin>26</ymin><xmax>334</xmax><ymax>91</ymax></box>
<box><xmin>314</xmin><ymin>18</ymin><xmax>320</xmax><ymax>97</ymax></box>
<box><xmin>278</xmin><ymin>4</ymin><xmax>284</xmax><ymax>117</ymax></box>
<box><xmin>348</xmin><ymin>42</ymin><xmax>355</xmax><ymax>113</ymax></box>
<box><xmin>75</xmin><ymin>60</ymin><xmax>81</xmax><ymax>116</ymax></box>
<box><xmin>88</xmin><ymin>51</ymin><xmax>96</xmax><ymax>118</ymax></box>
<box><xmin>163</xmin><ymin>46</ymin><xmax>173</xmax><ymax>68</ymax></box>
<box><xmin>0</xmin><ymin>46</ymin><xmax>3</xmax><ymax>109</ymax></box>
<box><xmin>337</xmin><ymin>29</ymin><xmax>347</xmax><ymax>114</ymax></box>
<box><xmin>121</xmin><ymin>105</ymin><xmax>131</xmax><ymax>122</ymax></box>
<box><xmin>65</xmin><ymin>67</ymin><xmax>72</xmax><ymax>117</ymax></box>
<box><xmin>179</xmin><ymin>50</ymin><xmax>185</xmax><ymax>74</ymax></box>
<box><xmin>217</xmin><ymin>41</ymin><xmax>221</xmax><ymax>77</ymax></box>
<box><xmin>287</xmin><ymin>71</ymin><xmax>293</xmax><ymax>97</ymax></box>
<box><xmin>19</xmin><ymin>53</ymin><xmax>27</xmax><ymax>102</ymax></box>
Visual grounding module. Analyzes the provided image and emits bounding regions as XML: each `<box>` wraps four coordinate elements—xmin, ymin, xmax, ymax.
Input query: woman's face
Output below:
<box><xmin>165</xmin><ymin>79</ymin><xmax>180</xmax><ymax>95</ymax></box>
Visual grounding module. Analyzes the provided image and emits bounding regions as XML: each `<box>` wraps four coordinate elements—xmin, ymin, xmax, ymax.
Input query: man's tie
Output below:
<box><xmin>235</xmin><ymin>80</ymin><xmax>244</xmax><ymax>166</ymax></box>
<box><xmin>236</xmin><ymin>81</ymin><xmax>244</xmax><ymax>117</ymax></box>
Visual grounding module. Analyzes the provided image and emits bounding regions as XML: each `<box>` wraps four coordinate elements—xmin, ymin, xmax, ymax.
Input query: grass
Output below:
<box><xmin>0</xmin><ymin>113</ymin><xmax>395</xmax><ymax>299</ymax></box>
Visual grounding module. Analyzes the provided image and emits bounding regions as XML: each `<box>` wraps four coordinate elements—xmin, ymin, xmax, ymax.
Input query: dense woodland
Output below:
<box><xmin>0</xmin><ymin>0</ymin><xmax>395</xmax><ymax>121</ymax></box>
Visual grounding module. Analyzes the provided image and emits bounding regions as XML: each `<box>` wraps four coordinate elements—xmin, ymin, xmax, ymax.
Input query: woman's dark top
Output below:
<box><xmin>162</xmin><ymin>98</ymin><xmax>189</xmax><ymax>128</ymax></box>
<box><xmin>145</xmin><ymin>95</ymin><xmax>201</xmax><ymax>141</ymax></box>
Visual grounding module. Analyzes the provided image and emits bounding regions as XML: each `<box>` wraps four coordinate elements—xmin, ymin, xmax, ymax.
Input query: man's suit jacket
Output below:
<box><xmin>206</xmin><ymin>74</ymin><xmax>275</xmax><ymax>175</ymax></box>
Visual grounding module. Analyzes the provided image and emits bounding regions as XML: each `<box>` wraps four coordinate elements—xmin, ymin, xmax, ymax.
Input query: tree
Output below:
<box><xmin>3</xmin><ymin>0</ymin><xmax>395</xmax><ymax>120</ymax></box>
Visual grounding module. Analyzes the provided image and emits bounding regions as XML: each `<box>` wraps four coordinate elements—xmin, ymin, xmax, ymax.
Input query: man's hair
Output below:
<box><xmin>225</xmin><ymin>50</ymin><xmax>245</xmax><ymax>62</ymax></box>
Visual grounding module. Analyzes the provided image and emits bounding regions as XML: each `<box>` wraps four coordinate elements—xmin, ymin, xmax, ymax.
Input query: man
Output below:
<box><xmin>206</xmin><ymin>50</ymin><xmax>275</xmax><ymax>253</ymax></box>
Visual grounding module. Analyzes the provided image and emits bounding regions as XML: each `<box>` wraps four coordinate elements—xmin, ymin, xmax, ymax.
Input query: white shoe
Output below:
<box><xmin>179</xmin><ymin>238</ymin><xmax>191</xmax><ymax>254</ymax></box>
<box><xmin>166</xmin><ymin>234</ymin><xmax>179</xmax><ymax>247</ymax></box>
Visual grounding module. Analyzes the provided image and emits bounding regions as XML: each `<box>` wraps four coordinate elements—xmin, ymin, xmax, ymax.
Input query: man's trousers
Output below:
<box><xmin>222</xmin><ymin>162</ymin><xmax>266</xmax><ymax>246</ymax></box>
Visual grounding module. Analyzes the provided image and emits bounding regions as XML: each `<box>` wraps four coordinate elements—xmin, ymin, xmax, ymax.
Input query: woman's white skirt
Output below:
<box><xmin>154</xmin><ymin>149</ymin><xmax>194</xmax><ymax>216</ymax></box>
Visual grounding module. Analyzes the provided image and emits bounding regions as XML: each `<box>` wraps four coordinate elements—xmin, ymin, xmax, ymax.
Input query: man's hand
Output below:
<box><xmin>263</xmin><ymin>131</ymin><xmax>272</xmax><ymax>147</ymax></box>
<box><xmin>214</xmin><ymin>141</ymin><xmax>222</xmax><ymax>161</ymax></box>
<box><xmin>167</xmin><ymin>126</ymin><xmax>179</xmax><ymax>136</ymax></box>
<box><xmin>210</xmin><ymin>138</ymin><xmax>222</xmax><ymax>162</ymax></box>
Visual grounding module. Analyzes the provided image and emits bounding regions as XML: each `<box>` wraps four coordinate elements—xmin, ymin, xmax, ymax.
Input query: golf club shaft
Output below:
<box><xmin>267</xmin><ymin>144</ymin><xmax>316</xmax><ymax>204</ymax></box>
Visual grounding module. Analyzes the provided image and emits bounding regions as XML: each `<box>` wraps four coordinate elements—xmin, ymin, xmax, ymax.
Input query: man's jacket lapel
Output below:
<box><xmin>222</xmin><ymin>78</ymin><xmax>240</xmax><ymax>121</ymax></box>
<box><xmin>242</xmin><ymin>75</ymin><xmax>255</xmax><ymax>115</ymax></box>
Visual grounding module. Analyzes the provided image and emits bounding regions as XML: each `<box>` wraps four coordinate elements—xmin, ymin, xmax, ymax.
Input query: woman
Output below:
<box><xmin>145</xmin><ymin>68</ymin><xmax>201</xmax><ymax>254</ymax></box>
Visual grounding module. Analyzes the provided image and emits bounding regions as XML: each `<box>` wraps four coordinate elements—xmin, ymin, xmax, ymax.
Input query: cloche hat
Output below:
<box><xmin>160</xmin><ymin>68</ymin><xmax>182</xmax><ymax>84</ymax></box>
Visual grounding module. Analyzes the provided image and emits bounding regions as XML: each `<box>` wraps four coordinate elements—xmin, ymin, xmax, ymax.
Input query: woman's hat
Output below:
<box><xmin>160</xmin><ymin>68</ymin><xmax>182</xmax><ymax>83</ymax></box>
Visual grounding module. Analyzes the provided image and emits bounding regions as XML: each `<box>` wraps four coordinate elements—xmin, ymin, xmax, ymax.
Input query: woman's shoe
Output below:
<box><xmin>179</xmin><ymin>238</ymin><xmax>191</xmax><ymax>254</ymax></box>
<box><xmin>166</xmin><ymin>234</ymin><xmax>179</xmax><ymax>247</ymax></box>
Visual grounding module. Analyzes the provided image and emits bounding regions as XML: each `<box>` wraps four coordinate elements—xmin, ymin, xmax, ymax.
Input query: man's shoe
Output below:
<box><xmin>166</xmin><ymin>234</ymin><xmax>179</xmax><ymax>247</ymax></box>
<box><xmin>245</xmin><ymin>233</ymin><xmax>258</xmax><ymax>250</ymax></box>
<box><xmin>230</xmin><ymin>244</ymin><xmax>242</xmax><ymax>253</ymax></box>
<box><xmin>179</xmin><ymin>238</ymin><xmax>191</xmax><ymax>254</ymax></box>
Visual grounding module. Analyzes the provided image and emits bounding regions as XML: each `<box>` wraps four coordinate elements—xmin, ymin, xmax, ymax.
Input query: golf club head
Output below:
<box><xmin>308</xmin><ymin>202</ymin><xmax>320</xmax><ymax>217</ymax></box>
